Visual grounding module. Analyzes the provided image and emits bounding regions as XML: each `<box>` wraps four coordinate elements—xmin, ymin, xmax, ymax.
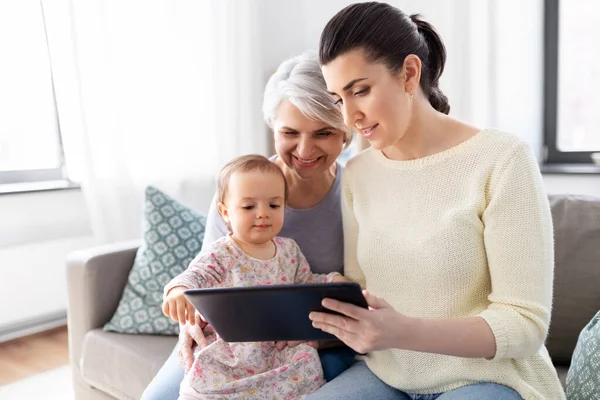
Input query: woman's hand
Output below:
<box><xmin>309</xmin><ymin>290</ymin><xmax>410</xmax><ymax>354</ymax></box>
<box><xmin>178</xmin><ymin>314</ymin><xmax>209</xmax><ymax>373</ymax></box>
<box><xmin>274</xmin><ymin>340</ymin><xmax>320</xmax><ymax>350</ymax></box>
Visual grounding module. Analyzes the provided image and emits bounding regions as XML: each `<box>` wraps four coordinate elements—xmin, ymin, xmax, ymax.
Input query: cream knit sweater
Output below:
<box><xmin>342</xmin><ymin>130</ymin><xmax>565</xmax><ymax>399</ymax></box>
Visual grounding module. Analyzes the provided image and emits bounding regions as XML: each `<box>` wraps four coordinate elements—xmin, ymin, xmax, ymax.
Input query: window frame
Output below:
<box><xmin>0</xmin><ymin>0</ymin><xmax>68</xmax><ymax>187</ymax></box>
<box><xmin>543</xmin><ymin>0</ymin><xmax>597</xmax><ymax>164</ymax></box>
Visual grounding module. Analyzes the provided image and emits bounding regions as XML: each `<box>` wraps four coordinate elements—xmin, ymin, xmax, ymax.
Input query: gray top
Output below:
<box><xmin>200</xmin><ymin>161</ymin><xmax>344</xmax><ymax>274</ymax></box>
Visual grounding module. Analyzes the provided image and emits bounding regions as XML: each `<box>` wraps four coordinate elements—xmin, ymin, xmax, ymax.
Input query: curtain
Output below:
<box><xmin>44</xmin><ymin>0</ymin><xmax>268</xmax><ymax>243</ymax></box>
<box><xmin>42</xmin><ymin>0</ymin><xmax>544</xmax><ymax>243</ymax></box>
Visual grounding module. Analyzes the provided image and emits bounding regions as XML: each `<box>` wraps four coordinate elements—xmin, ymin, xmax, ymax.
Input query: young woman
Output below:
<box><xmin>142</xmin><ymin>51</ymin><xmax>357</xmax><ymax>400</ymax></box>
<box><xmin>308</xmin><ymin>2</ymin><xmax>565</xmax><ymax>399</ymax></box>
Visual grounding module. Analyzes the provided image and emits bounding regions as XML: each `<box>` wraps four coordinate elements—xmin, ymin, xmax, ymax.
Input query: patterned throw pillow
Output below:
<box><xmin>566</xmin><ymin>311</ymin><xmax>600</xmax><ymax>399</ymax></box>
<box><xmin>104</xmin><ymin>186</ymin><xmax>207</xmax><ymax>335</ymax></box>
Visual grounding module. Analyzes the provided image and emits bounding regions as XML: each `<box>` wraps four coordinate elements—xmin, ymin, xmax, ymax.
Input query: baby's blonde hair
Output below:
<box><xmin>217</xmin><ymin>154</ymin><xmax>288</xmax><ymax>204</ymax></box>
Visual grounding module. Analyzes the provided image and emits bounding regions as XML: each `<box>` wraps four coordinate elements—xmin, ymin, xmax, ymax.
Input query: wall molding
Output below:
<box><xmin>0</xmin><ymin>310</ymin><xmax>67</xmax><ymax>343</ymax></box>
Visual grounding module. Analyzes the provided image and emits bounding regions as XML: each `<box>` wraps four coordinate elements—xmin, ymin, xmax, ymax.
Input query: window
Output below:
<box><xmin>0</xmin><ymin>1</ymin><xmax>65</xmax><ymax>186</ymax></box>
<box><xmin>544</xmin><ymin>0</ymin><xmax>600</xmax><ymax>164</ymax></box>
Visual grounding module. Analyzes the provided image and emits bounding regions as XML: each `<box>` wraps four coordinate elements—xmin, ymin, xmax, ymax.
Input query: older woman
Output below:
<box><xmin>141</xmin><ymin>51</ymin><xmax>357</xmax><ymax>400</ymax></box>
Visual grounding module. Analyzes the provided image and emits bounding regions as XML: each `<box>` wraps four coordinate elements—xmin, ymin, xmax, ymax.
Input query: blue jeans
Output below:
<box><xmin>141</xmin><ymin>345</ymin><xmax>181</xmax><ymax>400</ymax></box>
<box><xmin>306</xmin><ymin>361</ymin><xmax>524</xmax><ymax>400</ymax></box>
<box><xmin>141</xmin><ymin>344</ymin><xmax>358</xmax><ymax>399</ymax></box>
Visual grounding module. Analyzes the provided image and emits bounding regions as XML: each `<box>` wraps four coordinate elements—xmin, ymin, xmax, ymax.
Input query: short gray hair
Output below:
<box><xmin>262</xmin><ymin>51</ymin><xmax>354</xmax><ymax>146</ymax></box>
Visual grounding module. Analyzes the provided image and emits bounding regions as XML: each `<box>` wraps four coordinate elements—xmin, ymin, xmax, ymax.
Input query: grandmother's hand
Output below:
<box><xmin>309</xmin><ymin>290</ymin><xmax>409</xmax><ymax>354</ymax></box>
<box><xmin>274</xmin><ymin>340</ymin><xmax>320</xmax><ymax>350</ymax></box>
<box><xmin>177</xmin><ymin>314</ymin><xmax>208</xmax><ymax>373</ymax></box>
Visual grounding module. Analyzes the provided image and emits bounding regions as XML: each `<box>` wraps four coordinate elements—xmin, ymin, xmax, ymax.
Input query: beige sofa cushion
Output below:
<box><xmin>546</xmin><ymin>195</ymin><xmax>600</xmax><ymax>366</ymax></box>
<box><xmin>81</xmin><ymin>329</ymin><xmax>177</xmax><ymax>400</ymax></box>
<box><xmin>555</xmin><ymin>366</ymin><xmax>568</xmax><ymax>389</ymax></box>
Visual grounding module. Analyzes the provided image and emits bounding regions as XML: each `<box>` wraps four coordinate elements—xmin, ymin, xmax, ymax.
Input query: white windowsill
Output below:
<box><xmin>0</xmin><ymin>180</ymin><xmax>80</xmax><ymax>195</ymax></box>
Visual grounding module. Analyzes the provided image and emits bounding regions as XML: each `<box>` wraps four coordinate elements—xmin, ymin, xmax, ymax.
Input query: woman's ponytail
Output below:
<box><xmin>409</xmin><ymin>14</ymin><xmax>450</xmax><ymax>114</ymax></box>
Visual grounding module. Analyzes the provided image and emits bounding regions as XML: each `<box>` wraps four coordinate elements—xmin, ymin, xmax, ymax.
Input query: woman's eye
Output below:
<box><xmin>316</xmin><ymin>131</ymin><xmax>333</xmax><ymax>138</ymax></box>
<box><xmin>282</xmin><ymin>131</ymin><xmax>297</xmax><ymax>136</ymax></box>
<box><xmin>333</xmin><ymin>98</ymin><xmax>343</xmax><ymax>106</ymax></box>
<box><xmin>354</xmin><ymin>88</ymin><xmax>369</xmax><ymax>97</ymax></box>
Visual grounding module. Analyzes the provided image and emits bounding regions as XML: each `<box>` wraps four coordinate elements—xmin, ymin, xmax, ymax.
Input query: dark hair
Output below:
<box><xmin>319</xmin><ymin>2</ymin><xmax>450</xmax><ymax>114</ymax></box>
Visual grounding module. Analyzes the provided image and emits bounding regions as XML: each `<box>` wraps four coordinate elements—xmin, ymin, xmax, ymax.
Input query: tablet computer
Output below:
<box><xmin>184</xmin><ymin>282</ymin><xmax>367</xmax><ymax>342</ymax></box>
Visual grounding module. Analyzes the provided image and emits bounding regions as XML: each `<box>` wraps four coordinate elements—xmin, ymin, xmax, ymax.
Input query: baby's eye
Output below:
<box><xmin>270</xmin><ymin>204</ymin><xmax>281</xmax><ymax>209</ymax></box>
<box><xmin>242</xmin><ymin>205</ymin><xmax>254</xmax><ymax>210</ymax></box>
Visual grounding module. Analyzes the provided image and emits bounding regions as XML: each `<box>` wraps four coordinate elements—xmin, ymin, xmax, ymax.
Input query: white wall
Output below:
<box><xmin>0</xmin><ymin>189</ymin><xmax>91</xmax><ymax>248</ymax></box>
<box><xmin>544</xmin><ymin>175</ymin><xmax>600</xmax><ymax>197</ymax></box>
<box><xmin>0</xmin><ymin>189</ymin><xmax>96</xmax><ymax>338</ymax></box>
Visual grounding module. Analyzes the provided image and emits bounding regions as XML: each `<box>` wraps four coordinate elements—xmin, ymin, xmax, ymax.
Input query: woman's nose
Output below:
<box><xmin>297</xmin><ymin>135</ymin><xmax>315</xmax><ymax>157</ymax></box>
<box><xmin>342</xmin><ymin>102</ymin><xmax>361</xmax><ymax>127</ymax></box>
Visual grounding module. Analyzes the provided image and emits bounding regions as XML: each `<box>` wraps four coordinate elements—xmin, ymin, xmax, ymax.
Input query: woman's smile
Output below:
<box><xmin>292</xmin><ymin>155</ymin><xmax>323</xmax><ymax>167</ymax></box>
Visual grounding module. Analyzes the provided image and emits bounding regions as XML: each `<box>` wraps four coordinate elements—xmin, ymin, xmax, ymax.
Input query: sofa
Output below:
<box><xmin>66</xmin><ymin>194</ymin><xmax>600</xmax><ymax>400</ymax></box>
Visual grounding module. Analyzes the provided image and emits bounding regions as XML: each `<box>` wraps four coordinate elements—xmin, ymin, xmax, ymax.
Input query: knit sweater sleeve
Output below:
<box><xmin>478</xmin><ymin>141</ymin><xmax>554</xmax><ymax>360</ymax></box>
<box><xmin>341</xmin><ymin>168</ymin><xmax>367</xmax><ymax>289</ymax></box>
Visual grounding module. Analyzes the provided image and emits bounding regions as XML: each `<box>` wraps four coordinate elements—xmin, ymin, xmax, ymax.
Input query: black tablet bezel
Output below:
<box><xmin>184</xmin><ymin>282</ymin><xmax>367</xmax><ymax>342</ymax></box>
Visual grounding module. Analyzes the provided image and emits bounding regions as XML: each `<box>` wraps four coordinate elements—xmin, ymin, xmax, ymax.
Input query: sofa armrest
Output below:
<box><xmin>66</xmin><ymin>240</ymin><xmax>140</xmax><ymax>367</ymax></box>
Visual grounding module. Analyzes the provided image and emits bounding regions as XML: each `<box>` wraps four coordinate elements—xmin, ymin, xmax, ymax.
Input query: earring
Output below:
<box><xmin>409</xmin><ymin>92</ymin><xmax>414</xmax><ymax>101</ymax></box>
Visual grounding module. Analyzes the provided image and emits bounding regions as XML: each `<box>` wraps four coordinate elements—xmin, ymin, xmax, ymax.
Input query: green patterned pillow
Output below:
<box><xmin>104</xmin><ymin>186</ymin><xmax>207</xmax><ymax>335</ymax></box>
<box><xmin>566</xmin><ymin>311</ymin><xmax>600</xmax><ymax>399</ymax></box>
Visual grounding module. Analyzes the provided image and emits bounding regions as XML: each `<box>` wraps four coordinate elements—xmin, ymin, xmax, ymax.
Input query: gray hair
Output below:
<box><xmin>262</xmin><ymin>51</ymin><xmax>354</xmax><ymax>147</ymax></box>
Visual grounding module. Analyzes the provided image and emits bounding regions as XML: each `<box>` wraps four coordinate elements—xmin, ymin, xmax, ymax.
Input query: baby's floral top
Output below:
<box><xmin>166</xmin><ymin>235</ymin><xmax>340</xmax><ymax>400</ymax></box>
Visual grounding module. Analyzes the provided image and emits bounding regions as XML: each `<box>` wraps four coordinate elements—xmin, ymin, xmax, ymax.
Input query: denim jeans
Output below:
<box><xmin>140</xmin><ymin>345</ymin><xmax>182</xmax><ymax>400</ymax></box>
<box><xmin>306</xmin><ymin>361</ymin><xmax>524</xmax><ymax>400</ymax></box>
<box><xmin>141</xmin><ymin>344</ymin><xmax>358</xmax><ymax>399</ymax></box>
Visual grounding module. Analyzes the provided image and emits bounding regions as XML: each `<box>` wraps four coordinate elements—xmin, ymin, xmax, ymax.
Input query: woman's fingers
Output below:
<box><xmin>321</xmin><ymin>298</ymin><xmax>369</xmax><ymax>320</ymax></box>
<box><xmin>188</xmin><ymin>322</ymin><xmax>209</xmax><ymax>349</ymax></box>
<box><xmin>178</xmin><ymin>324</ymin><xmax>195</xmax><ymax>373</ymax></box>
<box><xmin>310</xmin><ymin>310</ymin><xmax>358</xmax><ymax>331</ymax></box>
<box><xmin>363</xmin><ymin>290</ymin><xmax>391</xmax><ymax>310</ymax></box>
<box><xmin>312</xmin><ymin>320</ymin><xmax>359</xmax><ymax>345</ymax></box>
<box><xmin>275</xmin><ymin>341</ymin><xmax>287</xmax><ymax>350</ymax></box>
<box><xmin>310</xmin><ymin>312</ymin><xmax>361</xmax><ymax>342</ymax></box>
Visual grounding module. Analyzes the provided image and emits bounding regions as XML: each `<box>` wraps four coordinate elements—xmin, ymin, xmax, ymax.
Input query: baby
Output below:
<box><xmin>162</xmin><ymin>154</ymin><xmax>346</xmax><ymax>400</ymax></box>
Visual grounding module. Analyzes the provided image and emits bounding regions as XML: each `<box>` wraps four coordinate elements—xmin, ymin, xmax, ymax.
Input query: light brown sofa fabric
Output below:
<box><xmin>546</xmin><ymin>195</ymin><xmax>600</xmax><ymax>366</ymax></box>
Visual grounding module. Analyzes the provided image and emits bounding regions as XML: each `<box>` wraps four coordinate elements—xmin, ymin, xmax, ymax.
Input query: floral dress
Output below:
<box><xmin>165</xmin><ymin>234</ymin><xmax>339</xmax><ymax>400</ymax></box>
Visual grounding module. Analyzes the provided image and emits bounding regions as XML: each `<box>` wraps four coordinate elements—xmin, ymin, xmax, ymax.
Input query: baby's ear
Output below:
<box><xmin>216</xmin><ymin>202</ymin><xmax>228</xmax><ymax>222</ymax></box>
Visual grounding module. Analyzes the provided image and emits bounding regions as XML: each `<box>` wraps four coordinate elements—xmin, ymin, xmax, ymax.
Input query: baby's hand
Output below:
<box><xmin>162</xmin><ymin>286</ymin><xmax>198</xmax><ymax>325</ymax></box>
<box><xmin>332</xmin><ymin>274</ymin><xmax>352</xmax><ymax>283</ymax></box>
